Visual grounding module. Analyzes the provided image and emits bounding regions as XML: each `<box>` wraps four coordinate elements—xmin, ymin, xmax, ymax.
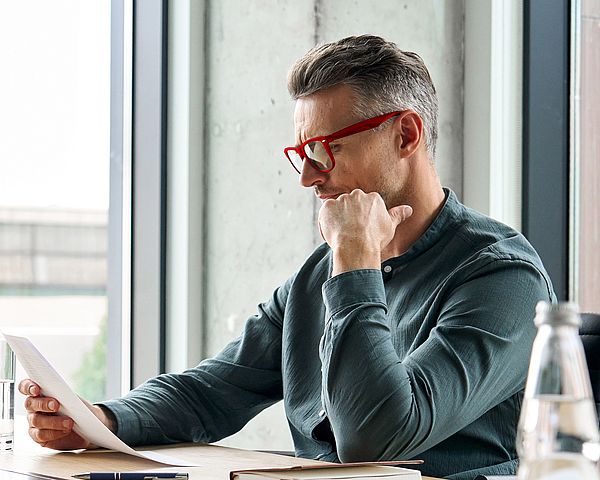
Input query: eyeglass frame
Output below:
<box><xmin>283</xmin><ymin>111</ymin><xmax>404</xmax><ymax>174</ymax></box>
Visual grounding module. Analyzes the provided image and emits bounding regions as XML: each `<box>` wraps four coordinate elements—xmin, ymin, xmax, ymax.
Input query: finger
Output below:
<box><xmin>18</xmin><ymin>379</ymin><xmax>41</xmax><ymax>397</ymax></box>
<box><xmin>24</xmin><ymin>396</ymin><xmax>60</xmax><ymax>413</ymax></box>
<box><xmin>29</xmin><ymin>426</ymin><xmax>72</xmax><ymax>445</ymax></box>
<box><xmin>388</xmin><ymin>205</ymin><xmax>413</xmax><ymax>226</ymax></box>
<box><xmin>28</xmin><ymin>412</ymin><xmax>74</xmax><ymax>431</ymax></box>
<box><xmin>41</xmin><ymin>433</ymin><xmax>91</xmax><ymax>451</ymax></box>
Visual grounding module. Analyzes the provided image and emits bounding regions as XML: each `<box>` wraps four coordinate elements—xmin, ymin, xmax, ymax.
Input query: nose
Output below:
<box><xmin>299</xmin><ymin>159</ymin><xmax>327</xmax><ymax>188</ymax></box>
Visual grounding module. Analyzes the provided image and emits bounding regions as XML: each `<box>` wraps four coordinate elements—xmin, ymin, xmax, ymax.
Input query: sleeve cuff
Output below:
<box><xmin>322</xmin><ymin>268</ymin><xmax>387</xmax><ymax>318</ymax></box>
<box><xmin>96</xmin><ymin>399</ymin><xmax>145</xmax><ymax>446</ymax></box>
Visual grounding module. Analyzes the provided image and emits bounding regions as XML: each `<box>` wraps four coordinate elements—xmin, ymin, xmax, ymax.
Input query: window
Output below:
<box><xmin>522</xmin><ymin>0</ymin><xmax>570</xmax><ymax>300</ymax></box>
<box><xmin>572</xmin><ymin>0</ymin><xmax>600</xmax><ymax>312</ymax></box>
<box><xmin>0</xmin><ymin>1</ymin><xmax>112</xmax><ymax>405</ymax></box>
<box><xmin>523</xmin><ymin>0</ymin><xmax>599</xmax><ymax>311</ymax></box>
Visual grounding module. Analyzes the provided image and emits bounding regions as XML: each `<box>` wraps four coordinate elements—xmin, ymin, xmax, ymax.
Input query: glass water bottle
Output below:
<box><xmin>517</xmin><ymin>301</ymin><xmax>600</xmax><ymax>479</ymax></box>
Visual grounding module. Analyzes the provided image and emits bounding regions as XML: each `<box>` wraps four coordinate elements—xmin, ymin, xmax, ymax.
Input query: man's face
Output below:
<box><xmin>293</xmin><ymin>84</ymin><xmax>410</xmax><ymax>208</ymax></box>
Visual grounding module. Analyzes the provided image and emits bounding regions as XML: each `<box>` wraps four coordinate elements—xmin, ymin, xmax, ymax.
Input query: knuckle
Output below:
<box><xmin>320</xmin><ymin>199</ymin><xmax>334</xmax><ymax>211</ymax></box>
<box><xmin>24</xmin><ymin>396</ymin><xmax>35</xmax><ymax>412</ymax></box>
<box><xmin>28</xmin><ymin>413</ymin><xmax>48</xmax><ymax>429</ymax></box>
<box><xmin>25</xmin><ymin>396</ymin><xmax>54</xmax><ymax>413</ymax></box>
<box><xmin>18</xmin><ymin>379</ymin><xmax>29</xmax><ymax>394</ymax></box>
<box><xmin>35</xmin><ymin>429</ymin><xmax>45</xmax><ymax>442</ymax></box>
<box><xmin>29</xmin><ymin>427</ymin><xmax>43</xmax><ymax>443</ymax></box>
<box><xmin>22</xmin><ymin>379</ymin><xmax>39</xmax><ymax>396</ymax></box>
<box><xmin>31</xmin><ymin>397</ymin><xmax>44</xmax><ymax>412</ymax></box>
<box><xmin>31</xmin><ymin>426</ymin><xmax>62</xmax><ymax>444</ymax></box>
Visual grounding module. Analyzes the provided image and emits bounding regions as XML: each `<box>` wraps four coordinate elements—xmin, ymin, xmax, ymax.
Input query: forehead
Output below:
<box><xmin>293</xmin><ymin>84</ymin><xmax>357</xmax><ymax>142</ymax></box>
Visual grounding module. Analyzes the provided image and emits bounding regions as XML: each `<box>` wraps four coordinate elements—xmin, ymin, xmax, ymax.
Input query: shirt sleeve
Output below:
<box><xmin>319</xmin><ymin>255</ymin><xmax>553</xmax><ymax>462</ymax></box>
<box><xmin>99</xmin><ymin>279</ymin><xmax>290</xmax><ymax>447</ymax></box>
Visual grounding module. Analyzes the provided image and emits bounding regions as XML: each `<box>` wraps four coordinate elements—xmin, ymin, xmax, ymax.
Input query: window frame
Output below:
<box><xmin>108</xmin><ymin>0</ymin><xmax>131</xmax><ymax>398</ymax></box>
<box><xmin>522</xmin><ymin>0</ymin><xmax>571</xmax><ymax>301</ymax></box>
<box><xmin>110</xmin><ymin>0</ymin><xmax>169</xmax><ymax>391</ymax></box>
<box><xmin>130</xmin><ymin>0</ymin><xmax>170</xmax><ymax>386</ymax></box>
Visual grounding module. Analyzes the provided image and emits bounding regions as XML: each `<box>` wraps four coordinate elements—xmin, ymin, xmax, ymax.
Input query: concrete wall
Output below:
<box><xmin>200</xmin><ymin>0</ymin><xmax>465</xmax><ymax>451</ymax></box>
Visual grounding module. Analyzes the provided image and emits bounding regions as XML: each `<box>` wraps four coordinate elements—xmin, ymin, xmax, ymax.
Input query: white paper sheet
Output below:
<box><xmin>3</xmin><ymin>332</ymin><xmax>199</xmax><ymax>466</ymax></box>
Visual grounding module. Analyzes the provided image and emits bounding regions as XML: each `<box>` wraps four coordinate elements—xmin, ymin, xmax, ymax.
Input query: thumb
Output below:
<box><xmin>388</xmin><ymin>205</ymin><xmax>413</xmax><ymax>226</ymax></box>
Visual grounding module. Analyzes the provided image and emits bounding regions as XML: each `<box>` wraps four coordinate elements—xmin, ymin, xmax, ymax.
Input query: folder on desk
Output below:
<box><xmin>230</xmin><ymin>460</ymin><xmax>422</xmax><ymax>480</ymax></box>
<box><xmin>473</xmin><ymin>476</ymin><xmax>516</xmax><ymax>480</ymax></box>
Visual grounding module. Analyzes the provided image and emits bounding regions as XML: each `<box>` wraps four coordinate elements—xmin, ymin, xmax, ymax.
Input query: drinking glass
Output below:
<box><xmin>0</xmin><ymin>339</ymin><xmax>15</xmax><ymax>451</ymax></box>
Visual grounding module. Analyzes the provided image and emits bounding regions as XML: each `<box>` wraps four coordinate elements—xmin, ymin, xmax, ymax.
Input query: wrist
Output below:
<box><xmin>95</xmin><ymin>404</ymin><xmax>118</xmax><ymax>433</ymax></box>
<box><xmin>331</xmin><ymin>245</ymin><xmax>380</xmax><ymax>276</ymax></box>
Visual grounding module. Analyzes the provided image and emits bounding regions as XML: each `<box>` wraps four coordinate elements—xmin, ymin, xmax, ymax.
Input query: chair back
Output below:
<box><xmin>580</xmin><ymin>313</ymin><xmax>600</xmax><ymax>420</ymax></box>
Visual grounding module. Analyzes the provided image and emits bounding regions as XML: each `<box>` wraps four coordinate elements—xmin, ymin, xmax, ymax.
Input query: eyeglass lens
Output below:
<box><xmin>286</xmin><ymin>140</ymin><xmax>334</xmax><ymax>173</ymax></box>
<box><xmin>303</xmin><ymin>141</ymin><xmax>332</xmax><ymax>171</ymax></box>
<box><xmin>286</xmin><ymin>150</ymin><xmax>304</xmax><ymax>173</ymax></box>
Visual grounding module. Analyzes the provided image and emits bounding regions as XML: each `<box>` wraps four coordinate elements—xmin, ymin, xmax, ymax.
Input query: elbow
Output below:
<box><xmin>335</xmin><ymin>431</ymin><xmax>387</xmax><ymax>463</ymax></box>
<box><xmin>332</xmin><ymin>414</ymin><xmax>420</xmax><ymax>462</ymax></box>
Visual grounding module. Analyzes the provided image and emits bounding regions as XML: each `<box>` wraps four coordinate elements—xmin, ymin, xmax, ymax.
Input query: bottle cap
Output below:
<box><xmin>535</xmin><ymin>301</ymin><xmax>581</xmax><ymax>327</ymax></box>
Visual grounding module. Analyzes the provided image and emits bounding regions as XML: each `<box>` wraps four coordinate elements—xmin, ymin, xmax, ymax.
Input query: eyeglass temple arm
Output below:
<box><xmin>328</xmin><ymin>111</ymin><xmax>402</xmax><ymax>141</ymax></box>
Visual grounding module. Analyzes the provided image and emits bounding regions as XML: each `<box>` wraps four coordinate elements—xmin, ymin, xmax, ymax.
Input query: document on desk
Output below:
<box><xmin>230</xmin><ymin>462</ymin><xmax>422</xmax><ymax>480</ymax></box>
<box><xmin>2</xmin><ymin>333</ymin><xmax>199</xmax><ymax>467</ymax></box>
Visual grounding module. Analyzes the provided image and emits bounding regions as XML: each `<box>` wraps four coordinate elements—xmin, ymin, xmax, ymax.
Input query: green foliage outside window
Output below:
<box><xmin>73</xmin><ymin>315</ymin><xmax>107</xmax><ymax>402</ymax></box>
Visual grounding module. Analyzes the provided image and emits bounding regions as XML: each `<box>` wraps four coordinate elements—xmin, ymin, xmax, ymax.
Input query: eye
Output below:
<box><xmin>330</xmin><ymin>143</ymin><xmax>342</xmax><ymax>153</ymax></box>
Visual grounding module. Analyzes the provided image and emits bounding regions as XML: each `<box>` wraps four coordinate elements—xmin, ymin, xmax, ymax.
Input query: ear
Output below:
<box><xmin>392</xmin><ymin>110</ymin><xmax>424</xmax><ymax>158</ymax></box>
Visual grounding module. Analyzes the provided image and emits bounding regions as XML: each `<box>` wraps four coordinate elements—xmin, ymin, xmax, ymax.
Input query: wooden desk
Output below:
<box><xmin>0</xmin><ymin>419</ymin><xmax>439</xmax><ymax>480</ymax></box>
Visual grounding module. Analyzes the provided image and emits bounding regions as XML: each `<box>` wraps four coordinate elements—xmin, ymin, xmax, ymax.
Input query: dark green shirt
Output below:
<box><xmin>102</xmin><ymin>189</ymin><xmax>555</xmax><ymax>479</ymax></box>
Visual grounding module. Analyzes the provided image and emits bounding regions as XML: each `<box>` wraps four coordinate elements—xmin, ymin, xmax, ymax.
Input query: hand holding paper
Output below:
<box><xmin>3</xmin><ymin>332</ymin><xmax>197</xmax><ymax>466</ymax></box>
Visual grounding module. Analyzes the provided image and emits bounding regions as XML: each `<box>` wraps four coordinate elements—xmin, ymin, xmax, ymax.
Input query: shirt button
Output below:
<box><xmin>383</xmin><ymin>265</ymin><xmax>392</xmax><ymax>273</ymax></box>
<box><xmin>318</xmin><ymin>409</ymin><xmax>326</xmax><ymax>417</ymax></box>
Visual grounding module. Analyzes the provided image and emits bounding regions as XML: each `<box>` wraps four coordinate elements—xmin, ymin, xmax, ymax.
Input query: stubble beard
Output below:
<box><xmin>378</xmin><ymin>172</ymin><xmax>414</xmax><ymax>210</ymax></box>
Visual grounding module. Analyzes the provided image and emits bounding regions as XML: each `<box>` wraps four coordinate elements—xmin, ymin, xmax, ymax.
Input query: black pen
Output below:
<box><xmin>72</xmin><ymin>473</ymin><xmax>189</xmax><ymax>480</ymax></box>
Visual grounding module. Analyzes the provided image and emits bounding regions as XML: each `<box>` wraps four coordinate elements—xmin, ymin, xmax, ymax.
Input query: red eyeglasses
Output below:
<box><xmin>283</xmin><ymin>111</ymin><xmax>403</xmax><ymax>174</ymax></box>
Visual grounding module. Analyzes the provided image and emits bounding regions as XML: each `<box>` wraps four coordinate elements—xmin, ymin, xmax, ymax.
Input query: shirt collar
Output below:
<box><xmin>386</xmin><ymin>187</ymin><xmax>461</xmax><ymax>266</ymax></box>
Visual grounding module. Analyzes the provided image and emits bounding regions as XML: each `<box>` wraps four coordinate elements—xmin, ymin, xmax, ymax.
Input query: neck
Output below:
<box><xmin>381</xmin><ymin>165</ymin><xmax>446</xmax><ymax>262</ymax></box>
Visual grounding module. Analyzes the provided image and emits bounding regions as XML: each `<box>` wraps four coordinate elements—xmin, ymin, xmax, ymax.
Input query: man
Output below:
<box><xmin>20</xmin><ymin>35</ymin><xmax>554</xmax><ymax>479</ymax></box>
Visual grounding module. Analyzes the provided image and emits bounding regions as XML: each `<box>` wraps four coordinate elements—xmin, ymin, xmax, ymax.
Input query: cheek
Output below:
<box><xmin>331</xmin><ymin>141</ymin><xmax>389</xmax><ymax>190</ymax></box>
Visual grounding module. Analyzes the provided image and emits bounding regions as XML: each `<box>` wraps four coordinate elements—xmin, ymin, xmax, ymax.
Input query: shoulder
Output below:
<box><xmin>444</xmin><ymin>196</ymin><xmax>555</xmax><ymax>300</ymax></box>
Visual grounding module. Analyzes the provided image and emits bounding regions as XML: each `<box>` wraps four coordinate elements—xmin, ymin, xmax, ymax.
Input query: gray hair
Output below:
<box><xmin>287</xmin><ymin>35</ymin><xmax>439</xmax><ymax>159</ymax></box>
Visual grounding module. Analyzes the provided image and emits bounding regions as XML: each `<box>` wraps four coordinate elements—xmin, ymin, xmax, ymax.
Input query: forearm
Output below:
<box><xmin>98</xmin><ymin>294</ymin><xmax>287</xmax><ymax>447</ymax></box>
<box><xmin>98</xmin><ymin>372</ymin><xmax>219</xmax><ymax>446</ymax></box>
<box><xmin>319</xmin><ymin>266</ymin><xmax>542</xmax><ymax>462</ymax></box>
<box><xmin>320</xmin><ymin>269</ymin><xmax>427</xmax><ymax>460</ymax></box>
<box><xmin>100</xmin><ymin>360</ymin><xmax>283</xmax><ymax>446</ymax></box>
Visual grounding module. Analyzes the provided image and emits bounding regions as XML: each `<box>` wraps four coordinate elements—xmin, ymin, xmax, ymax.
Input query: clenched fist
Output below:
<box><xmin>318</xmin><ymin>189</ymin><xmax>413</xmax><ymax>276</ymax></box>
